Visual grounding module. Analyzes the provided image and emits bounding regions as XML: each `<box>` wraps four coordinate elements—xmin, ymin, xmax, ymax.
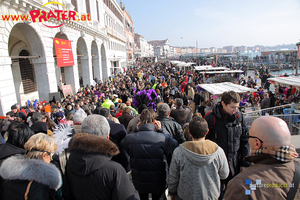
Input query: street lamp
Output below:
<box><xmin>296</xmin><ymin>42</ymin><xmax>300</xmax><ymax>76</ymax></box>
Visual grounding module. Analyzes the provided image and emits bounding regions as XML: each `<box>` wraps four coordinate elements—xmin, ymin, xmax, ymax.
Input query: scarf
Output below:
<box><xmin>251</xmin><ymin>145</ymin><xmax>298</xmax><ymax>162</ymax></box>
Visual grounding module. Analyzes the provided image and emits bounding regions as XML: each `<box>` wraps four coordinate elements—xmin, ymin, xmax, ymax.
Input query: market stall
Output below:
<box><xmin>267</xmin><ymin>76</ymin><xmax>300</xmax><ymax>87</ymax></box>
<box><xmin>198</xmin><ymin>82</ymin><xmax>257</xmax><ymax>104</ymax></box>
<box><xmin>194</xmin><ymin>66</ymin><xmax>229</xmax><ymax>71</ymax></box>
<box><xmin>198</xmin><ymin>82</ymin><xmax>256</xmax><ymax>95</ymax></box>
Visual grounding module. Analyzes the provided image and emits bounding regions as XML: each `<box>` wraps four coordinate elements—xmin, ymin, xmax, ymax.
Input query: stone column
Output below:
<box><xmin>0</xmin><ymin>57</ymin><xmax>17</xmax><ymax>115</ymax></box>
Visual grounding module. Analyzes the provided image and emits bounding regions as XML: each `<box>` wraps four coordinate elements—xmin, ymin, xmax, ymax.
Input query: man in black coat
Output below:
<box><xmin>121</xmin><ymin>109</ymin><xmax>178</xmax><ymax>200</ymax></box>
<box><xmin>170</xmin><ymin>98</ymin><xmax>192</xmax><ymax>128</ymax></box>
<box><xmin>99</xmin><ymin>107</ymin><xmax>130</xmax><ymax>172</ymax></box>
<box><xmin>63</xmin><ymin>115</ymin><xmax>139</xmax><ymax>200</ymax></box>
<box><xmin>11</xmin><ymin>105</ymin><xmax>26</xmax><ymax>121</ymax></box>
<box><xmin>156</xmin><ymin>103</ymin><xmax>185</xmax><ymax>144</ymax></box>
<box><xmin>205</xmin><ymin>91</ymin><xmax>250</xmax><ymax>199</ymax></box>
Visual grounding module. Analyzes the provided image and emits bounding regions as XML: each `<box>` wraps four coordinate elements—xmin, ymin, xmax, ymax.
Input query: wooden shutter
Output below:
<box><xmin>19</xmin><ymin>50</ymin><xmax>37</xmax><ymax>94</ymax></box>
<box><xmin>71</xmin><ymin>0</ymin><xmax>78</xmax><ymax>12</ymax></box>
<box><xmin>85</xmin><ymin>0</ymin><xmax>90</xmax><ymax>15</ymax></box>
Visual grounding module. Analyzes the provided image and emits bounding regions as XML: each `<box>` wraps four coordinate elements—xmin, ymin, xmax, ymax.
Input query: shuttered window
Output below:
<box><xmin>71</xmin><ymin>0</ymin><xmax>78</xmax><ymax>12</ymax></box>
<box><xmin>96</xmin><ymin>0</ymin><xmax>100</xmax><ymax>22</ymax></box>
<box><xmin>19</xmin><ymin>50</ymin><xmax>37</xmax><ymax>94</ymax></box>
<box><xmin>85</xmin><ymin>0</ymin><xmax>90</xmax><ymax>15</ymax></box>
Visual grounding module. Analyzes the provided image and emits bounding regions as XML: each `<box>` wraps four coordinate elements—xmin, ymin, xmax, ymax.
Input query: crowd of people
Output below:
<box><xmin>0</xmin><ymin>60</ymin><xmax>299</xmax><ymax>200</ymax></box>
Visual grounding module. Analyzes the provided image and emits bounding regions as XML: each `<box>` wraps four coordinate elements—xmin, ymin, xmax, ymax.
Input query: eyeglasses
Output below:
<box><xmin>247</xmin><ymin>135</ymin><xmax>264</xmax><ymax>143</ymax></box>
<box><xmin>26</xmin><ymin>149</ymin><xmax>54</xmax><ymax>161</ymax></box>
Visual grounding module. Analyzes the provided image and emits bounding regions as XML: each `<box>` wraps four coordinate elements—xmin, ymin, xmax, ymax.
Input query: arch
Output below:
<box><xmin>9</xmin><ymin>23</ymin><xmax>46</xmax><ymax>105</ymax></box>
<box><xmin>77</xmin><ymin>37</ymin><xmax>90</xmax><ymax>86</ymax></box>
<box><xmin>101</xmin><ymin>44</ymin><xmax>107</xmax><ymax>81</ymax></box>
<box><xmin>91</xmin><ymin>40</ymin><xmax>100</xmax><ymax>83</ymax></box>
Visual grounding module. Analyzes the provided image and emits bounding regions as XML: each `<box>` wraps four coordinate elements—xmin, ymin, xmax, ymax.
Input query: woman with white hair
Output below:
<box><xmin>0</xmin><ymin>133</ymin><xmax>62</xmax><ymax>200</ymax></box>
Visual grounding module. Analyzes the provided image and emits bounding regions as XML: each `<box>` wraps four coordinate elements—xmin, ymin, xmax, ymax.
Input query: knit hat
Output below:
<box><xmin>11</xmin><ymin>105</ymin><xmax>17</xmax><ymax>110</ymax></box>
<box><xmin>55</xmin><ymin>111</ymin><xmax>64</xmax><ymax>118</ymax></box>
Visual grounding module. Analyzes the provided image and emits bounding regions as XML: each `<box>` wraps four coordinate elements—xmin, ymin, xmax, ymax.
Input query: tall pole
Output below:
<box><xmin>296</xmin><ymin>42</ymin><xmax>300</xmax><ymax>76</ymax></box>
<box><xmin>196</xmin><ymin>41</ymin><xmax>198</xmax><ymax>65</ymax></box>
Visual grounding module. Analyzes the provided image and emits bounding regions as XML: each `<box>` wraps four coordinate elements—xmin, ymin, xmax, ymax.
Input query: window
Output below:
<box><xmin>71</xmin><ymin>0</ymin><xmax>78</xmax><ymax>12</ymax></box>
<box><xmin>96</xmin><ymin>0</ymin><xmax>100</xmax><ymax>22</ymax></box>
<box><xmin>18</xmin><ymin>50</ymin><xmax>37</xmax><ymax>94</ymax></box>
<box><xmin>85</xmin><ymin>0</ymin><xmax>90</xmax><ymax>15</ymax></box>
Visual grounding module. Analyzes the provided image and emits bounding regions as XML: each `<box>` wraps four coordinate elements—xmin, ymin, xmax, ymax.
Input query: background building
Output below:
<box><xmin>121</xmin><ymin>1</ymin><xmax>135</xmax><ymax>65</ymax></box>
<box><xmin>103</xmin><ymin>0</ymin><xmax>127</xmax><ymax>74</ymax></box>
<box><xmin>149</xmin><ymin>39</ymin><xmax>170</xmax><ymax>58</ymax></box>
<box><xmin>134</xmin><ymin>33</ymin><xmax>154</xmax><ymax>58</ymax></box>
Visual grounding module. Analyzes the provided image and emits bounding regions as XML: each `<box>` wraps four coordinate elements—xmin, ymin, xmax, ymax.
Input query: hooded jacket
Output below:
<box><xmin>0</xmin><ymin>155</ymin><xmax>62</xmax><ymax>200</ymax></box>
<box><xmin>63</xmin><ymin>133</ymin><xmax>139</xmax><ymax>200</ymax></box>
<box><xmin>170</xmin><ymin>106</ymin><xmax>193</xmax><ymax>128</ymax></box>
<box><xmin>205</xmin><ymin>102</ymin><xmax>250</xmax><ymax>178</ymax></box>
<box><xmin>121</xmin><ymin>124</ymin><xmax>178</xmax><ymax>194</ymax></box>
<box><xmin>118</xmin><ymin>112</ymin><xmax>134</xmax><ymax>129</ymax></box>
<box><xmin>169</xmin><ymin>140</ymin><xmax>229</xmax><ymax>200</ymax></box>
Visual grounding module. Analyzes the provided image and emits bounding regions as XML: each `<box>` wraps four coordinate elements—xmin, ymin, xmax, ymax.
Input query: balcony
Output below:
<box><xmin>106</xmin><ymin>26</ymin><xmax>126</xmax><ymax>42</ymax></box>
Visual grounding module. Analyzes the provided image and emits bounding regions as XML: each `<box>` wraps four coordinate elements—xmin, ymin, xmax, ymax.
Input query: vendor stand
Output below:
<box><xmin>198</xmin><ymin>82</ymin><xmax>257</xmax><ymax>112</ymax></box>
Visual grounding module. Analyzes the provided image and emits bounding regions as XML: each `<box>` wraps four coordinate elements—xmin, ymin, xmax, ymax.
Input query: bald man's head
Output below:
<box><xmin>249</xmin><ymin>116</ymin><xmax>291</xmax><ymax>150</ymax></box>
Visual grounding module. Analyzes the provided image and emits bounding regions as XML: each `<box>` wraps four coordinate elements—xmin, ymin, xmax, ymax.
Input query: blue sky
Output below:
<box><xmin>120</xmin><ymin>0</ymin><xmax>300</xmax><ymax>48</ymax></box>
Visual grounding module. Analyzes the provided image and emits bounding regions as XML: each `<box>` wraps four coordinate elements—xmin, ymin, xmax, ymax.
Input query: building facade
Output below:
<box><xmin>134</xmin><ymin>33</ymin><xmax>153</xmax><ymax>58</ymax></box>
<box><xmin>121</xmin><ymin>2</ymin><xmax>135</xmax><ymax>65</ymax></box>
<box><xmin>149</xmin><ymin>39</ymin><xmax>170</xmax><ymax>58</ymax></box>
<box><xmin>0</xmin><ymin>0</ymin><xmax>126</xmax><ymax>115</ymax></box>
<box><xmin>103</xmin><ymin>0</ymin><xmax>127</xmax><ymax>74</ymax></box>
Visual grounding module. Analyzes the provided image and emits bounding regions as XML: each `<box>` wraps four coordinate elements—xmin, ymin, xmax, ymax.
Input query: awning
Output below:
<box><xmin>198</xmin><ymin>82</ymin><xmax>257</xmax><ymax>95</ymax></box>
<box><xmin>267</xmin><ymin>76</ymin><xmax>300</xmax><ymax>87</ymax></box>
<box><xmin>194</xmin><ymin>66</ymin><xmax>229</xmax><ymax>71</ymax></box>
<box><xmin>202</xmin><ymin>70</ymin><xmax>244</xmax><ymax>74</ymax></box>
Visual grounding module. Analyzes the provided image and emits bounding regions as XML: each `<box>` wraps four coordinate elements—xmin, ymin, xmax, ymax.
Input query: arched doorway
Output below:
<box><xmin>9</xmin><ymin>23</ymin><xmax>46</xmax><ymax>105</ymax></box>
<box><xmin>77</xmin><ymin>37</ymin><xmax>91</xmax><ymax>87</ymax></box>
<box><xmin>91</xmin><ymin>41</ymin><xmax>100</xmax><ymax>84</ymax></box>
<box><xmin>101</xmin><ymin>44</ymin><xmax>107</xmax><ymax>81</ymax></box>
<box><xmin>18</xmin><ymin>50</ymin><xmax>37</xmax><ymax>94</ymax></box>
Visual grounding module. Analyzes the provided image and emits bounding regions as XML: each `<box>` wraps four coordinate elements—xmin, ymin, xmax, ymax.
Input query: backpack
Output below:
<box><xmin>205</xmin><ymin>111</ymin><xmax>242</xmax><ymax>142</ymax></box>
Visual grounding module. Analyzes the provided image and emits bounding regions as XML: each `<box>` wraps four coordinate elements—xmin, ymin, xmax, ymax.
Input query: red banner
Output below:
<box><xmin>54</xmin><ymin>38</ymin><xmax>74</xmax><ymax>67</ymax></box>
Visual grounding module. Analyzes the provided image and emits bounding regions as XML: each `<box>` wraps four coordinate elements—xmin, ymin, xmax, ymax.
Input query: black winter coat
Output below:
<box><xmin>0</xmin><ymin>143</ymin><xmax>25</xmax><ymax>165</ymax></box>
<box><xmin>205</xmin><ymin>102</ymin><xmax>250</xmax><ymax>179</ymax></box>
<box><xmin>156</xmin><ymin>116</ymin><xmax>185</xmax><ymax>144</ymax></box>
<box><xmin>63</xmin><ymin>133</ymin><xmax>139</xmax><ymax>200</ymax></box>
<box><xmin>121</xmin><ymin>124</ymin><xmax>178</xmax><ymax>194</ymax></box>
<box><xmin>0</xmin><ymin>155</ymin><xmax>62</xmax><ymax>200</ymax></box>
<box><xmin>107</xmin><ymin>119</ymin><xmax>130</xmax><ymax>172</ymax></box>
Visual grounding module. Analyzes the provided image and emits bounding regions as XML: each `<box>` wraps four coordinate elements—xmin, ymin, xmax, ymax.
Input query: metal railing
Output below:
<box><xmin>244</xmin><ymin>103</ymin><xmax>300</xmax><ymax>135</ymax></box>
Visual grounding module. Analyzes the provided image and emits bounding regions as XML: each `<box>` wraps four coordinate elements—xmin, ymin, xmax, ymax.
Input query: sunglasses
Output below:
<box><xmin>26</xmin><ymin>149</ymin><xmax>54</xmax><ymax>161</ymax></box>
<box><xmin>246</xmin><ymin>135</ymin><xmax>264</xmax><ymax>144</ymax></box>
